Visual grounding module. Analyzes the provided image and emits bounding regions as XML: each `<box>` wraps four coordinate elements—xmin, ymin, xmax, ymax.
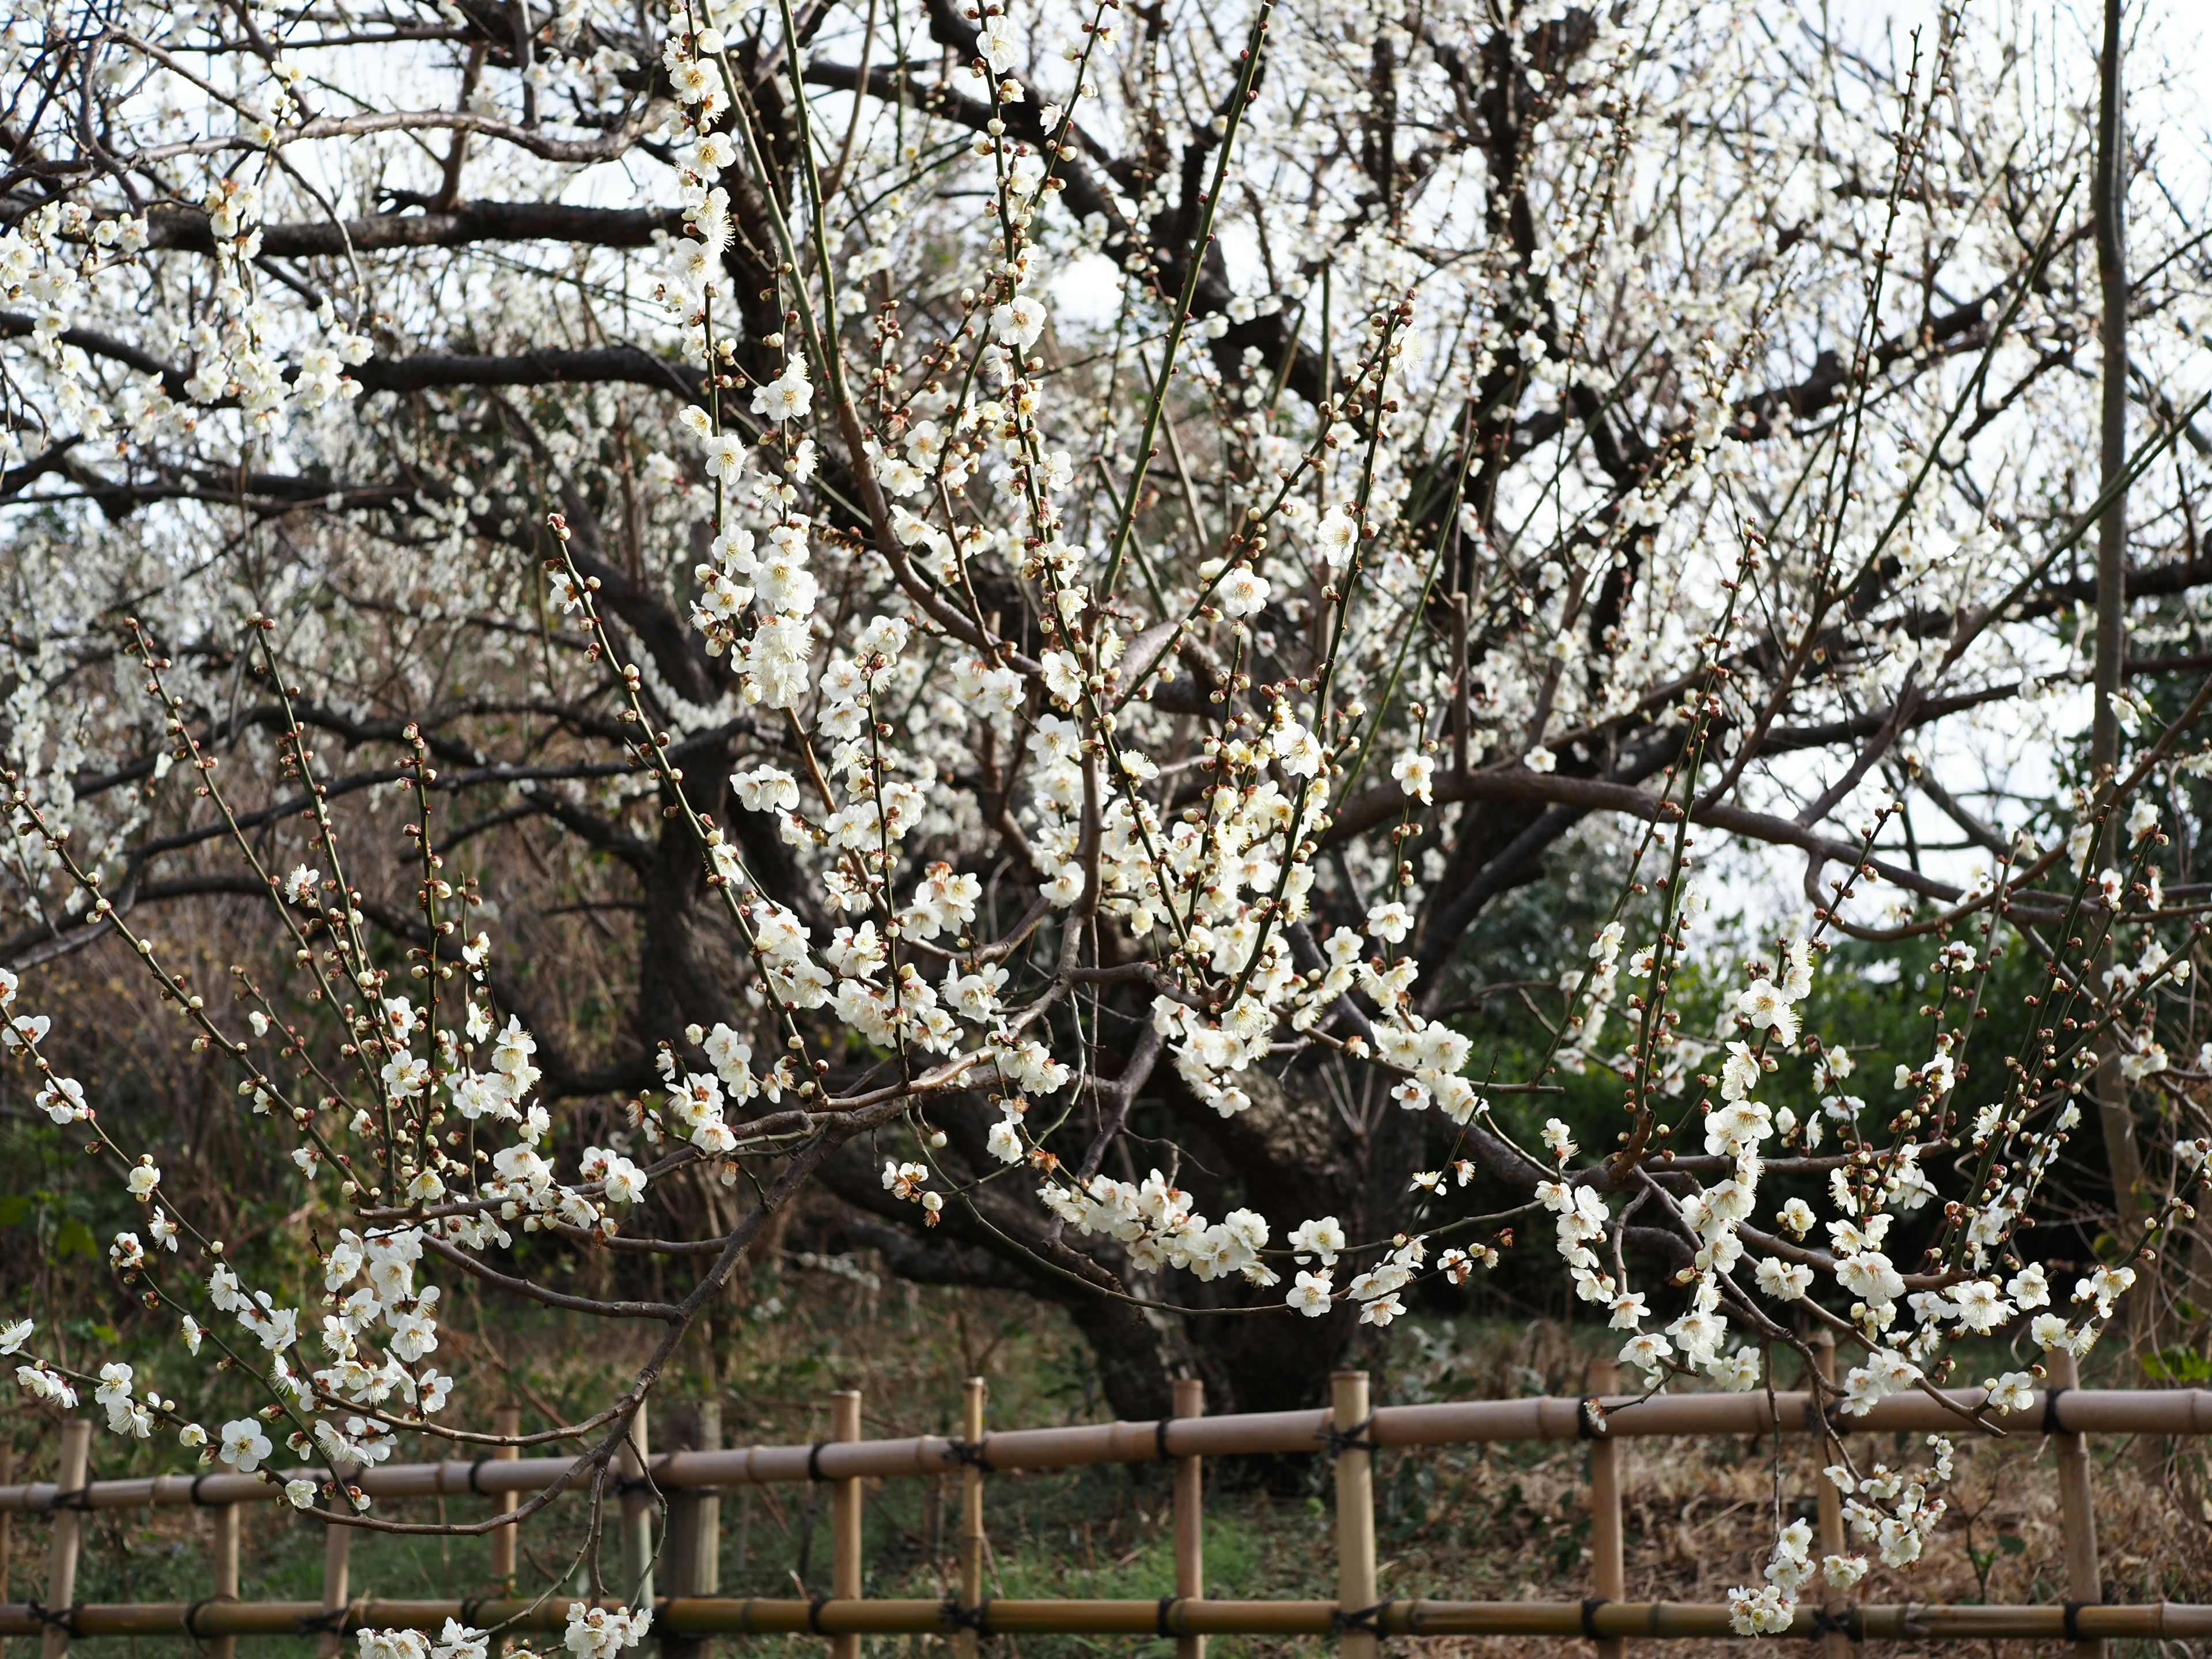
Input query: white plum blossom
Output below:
<box><xmin>992</xmin><ymin>294</ymin><xmax>1047</xmax><ymax>350</ymax></box>
<box><xmin>221</xmin><ymin>1418</ymin><xmax>274</xmax><ymax>1472</ymax></box>
<box><xmin>1289</xmin><ymin>1217</ymin><xmax>1346</xmax><ymax>1264</ymax></box>
<box><xmin>752</xmin><ymin>359</ymin><xmax>814</xmax><ymax>422</ymax></box>
<box><xmin>565</xmin><ymin>1604</ymin><xmax>652</xmax><ymax>1659</ymax></box>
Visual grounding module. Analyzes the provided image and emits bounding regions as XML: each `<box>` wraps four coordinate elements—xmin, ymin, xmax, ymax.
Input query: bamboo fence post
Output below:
<box><xmin>620</xmin><ymin>1396</ymin><xmax>655</xmax><ymax>1605</ymax></box>
<box><xmin>317</xmin><ymin>1512</ymin><xmax>351</xmax><ymax>1659</ymax></box>
<box><xmin>2</xmin><ymin>1438</ymin><xmax>13</xmax><ymax>1659</ymax></box>
<box><xmin>317</xmin><ymin>1462</ymin><xmax>355</xmax><ymax>1659</ymax></box>
<box><xmin>1172</xmin><ymin>1377</ymin><xmax>1205</xmax><ymax>1659</ymax></box>
<box><xmin>830</xmin><ymin>1391</ymin><xmax>863</xmax><ymax>1659</ymax></box>
<box><xmin>1809</xmin><ymin>1335</ymin><xmax>1849</xmax><ymax>1659</ymax></box>
<box><xmin>40</xmin><ymin>1419</ymin><xmax>89</xmax><ymax>1659</ymax></box>
<box><xmin>488</xmin><ymin>1406</ymin><xmax>521</xmax><ymax>1658</ymax></box>
<box><xmin>1585</xmin><ymin>1358</ymin><xmax>1623</xmax><ymax>1659</ymax></box>
<box><xmin>210</xmin><ymin>1452</ymin><xmax>244</xmax><ymax>1659</ymax></box>
<box><xmin>695</xmin><ymin>1400</ymin><xmax>722</xmax><ymax>1605</ymax></box>
<box><xmin>490</xmin><ymin>1406</ymin><xmax>521</xmax><ymax>1588</ymax></box>
<box><xmin>1331</xmin><ymin>1371</ymin><xmax>1377</xmax><ymax>1659</ymax></box>
<box><xmin>664</xmin><ymin>1402</ymin><xmax>722</xmax><ymax>1659</ymax></box>
<box><xmin>2047</xmin><ymin>1347</ymin><xmax>2103</xmax><ymax>1659</ymax></box>
<box><xmin>734</xmin><ymin>1483</ymin><xmax>751</xmax><ymax>1584</ymax></box>
<box><xmin>954</xmin><ymin>1377</ymin><xmax>987</xmax><ymax>1659</ymax></box>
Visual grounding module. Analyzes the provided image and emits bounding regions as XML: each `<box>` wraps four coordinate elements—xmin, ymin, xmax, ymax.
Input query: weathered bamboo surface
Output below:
<box><xmin>4</xmin><ymin>1597</ymin><xmax>2210</xmax><ymax>1641</ymax></box>
<box><xmin>6</xmin><ymin>1386</ymin><xmax>2206</xmax><ymax>1512</ymax></box>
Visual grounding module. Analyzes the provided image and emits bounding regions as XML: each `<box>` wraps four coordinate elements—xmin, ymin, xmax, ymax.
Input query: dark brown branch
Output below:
<box><xmin>141</xmin><ymin>198</ymin><xmax>686</xmax><ymax>257</ymax></box>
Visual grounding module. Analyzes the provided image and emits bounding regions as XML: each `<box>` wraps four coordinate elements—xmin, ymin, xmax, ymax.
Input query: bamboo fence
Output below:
<box><xmin>0</xmin><ymin>1342</ymin><xmax>2206</xmax><ymax>1651</ymax></box>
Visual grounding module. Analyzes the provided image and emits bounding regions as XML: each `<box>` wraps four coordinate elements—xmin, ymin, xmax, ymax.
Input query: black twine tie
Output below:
<box><xmin>1318</xmin><ymin>1415</ymin><xmax>1373</xmax><ymax>1457</ymax></box>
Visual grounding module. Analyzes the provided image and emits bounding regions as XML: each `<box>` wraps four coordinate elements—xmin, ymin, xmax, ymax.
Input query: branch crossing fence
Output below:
<box><xmin>3</xmin><ymin>1343</ymin><xmax>2211</xmax><ymax>1653</ymax></box>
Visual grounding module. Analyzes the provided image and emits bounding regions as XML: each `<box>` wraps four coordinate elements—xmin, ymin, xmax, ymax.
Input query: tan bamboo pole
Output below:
<box><xmin>698</xmin><ymin>1400</ymin><xmax>724</xmax><ymax>1599</ymax></box>
<box><xmin>1585</xmin><ymin>1359</ymin><xmax>1624</xmax><ymax>1659</ymax></box>
<box><xmin>1809</xmin><ymin>1336</ymin><xmax>1849</xmax><ymax>1659</ymax></box>
<box><xmin>489</xmin><ymin>1407</ymin><xmax>521</xmax><ymax>1588</ymax></box>
<box><xmin>486</xmin><ymin>1406</ymin><xmax>522</xmax><ymax>1659</ymax></box>
<box><xmin>316</xmin><ymin>1463</ymin><xmax>354</xmax><ymax>1659</ymax></box>
<box><xmin>3</xmin><ymin>1438</ymin><xmax>14</xmax><ymax>1659</ymax></box>
<box><xmin>2047</xmin><ymin>1348</ymin><xmax>2103</xmax><ymax>1659</ymax></box>
<box><xmin>209</xmin><ymin>1452</ymin><xmax>243</xmax><ymax>1659</ymax></box>
<box><xmin>695</xmin><ymin>1400</ymin><xmax>722</xmax><ymax>1605</ymax></box>
<box><xmin>1171</xmin><ymin>1377</ymin><xmax>1205</xmax><ymax>1659</ymax></box>
<box><xmin>316</xmin><ymin>1517</ymin><xmax>351</xmax><ymax>1659</ymax></box>
<box><xmin>16</xmin><ymin>1387</ymin><xmax>2212</xmax><ymax>1508</ymax></box>
<box><xmin>39</xmin><ymin>1423</ymin><xmax>88</xmax><ymax>1659</ymax></box>
<box><xmin>830</xmin><ymin>1391</ymin><xmax>863</xmax><ymax>1659</ymax></box>
<box><xmin>665</xmin><ymin>1402</ymin><xmax>723</xmax><ymax>1659</ymax></box>
<box><xmin>1332</xmin><ymin>1372</ymin><xmax>1377</xmax><ymax>1659</ymax></box>
<box><xmin>618</xmin><ymin>1397</ymin><xmax>654</xmax><ymax>1604</ymax></box>
<box><xmin>26</xmin><ymin>1594</ymin><xmax>2212</xmax><ymax>1641</ymax></box>
<box><xmin>954</xmin><ymin>1378</ymin><xmax>986</xmax><ymax>1659</ymax></box>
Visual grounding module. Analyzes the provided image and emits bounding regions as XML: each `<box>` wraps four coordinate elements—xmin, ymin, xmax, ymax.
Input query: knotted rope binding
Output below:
<box><xmin>1331</xmin><ymin>1600</ymin><xmax>1389</xmax><ymax>1635</ymax></box>
<box><xmin>944</xmin><ymin>1437</ymin><xmax>992</xmax><ymax>1471</ymax></box>
<box><xmin>184</xmin><ymin>1594</ymin><xmax>237</xmax><ymax>1640</ymax></box>
<box><xmin>27</xmin><ymin>1601</ymin><xmax>81</xmax><ymax>1640</ymax></box>
<box><xmin>1317</xmin><ymin>1415</ymin><xmax>1373</xmax><ymax>1457</ymax></box>
<box><xmin>941</xmin><ymin>1598</ymin><xmax>993</xmax><ymax>1635</ymax></box>
<box><xmin>2043</xmin><ymin>1387</ymin><xmax>2070</xmax><ymax>1436</ymax></box>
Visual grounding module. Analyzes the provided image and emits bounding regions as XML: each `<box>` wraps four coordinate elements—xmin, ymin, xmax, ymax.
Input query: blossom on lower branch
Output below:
<box><xmin>1729</xmin><ymin>1517</ymin><xmax>1871</xmax><ymax>1635</ymax></box>
<box><xmin>565</xmin><ymin>1603</ymin><xmax>652</xmax><ymax>1659</ymax></box>
<box><xmin>1726</xmin><ymin>1585</ymin><xmax>1796</xmax><ymax>1637</ymax></box>
<box><xmin>353</xmin><ymin>1600</ymin><xmax>647</xmax><ymax>1659</ymax></box>
<box><xmin>357</xmin><ymin>1620</ymin><xmax>490</xmax><ymax>1659</ymax></box>
<box><xmin>1041</xmin><ymin>1169</ymin><xmax>1274</xmax><ymax>1282</ymax></box>
<box><xmin>883</xmin><ymin>1161</ymin><xmax>942</xmax><ymax>1225</ymax></box>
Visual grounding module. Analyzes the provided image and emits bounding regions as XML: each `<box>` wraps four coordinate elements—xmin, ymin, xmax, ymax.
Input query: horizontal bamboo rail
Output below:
<box><xmin>5</xmin><ymin>1597</ymin><xmax>2211</xmax><ymax>1642</ymax></box>
<box><xmin>6</xmin><ymin>1386</ymin><xmax>2203</xmax><ymax>1513</ymax></box>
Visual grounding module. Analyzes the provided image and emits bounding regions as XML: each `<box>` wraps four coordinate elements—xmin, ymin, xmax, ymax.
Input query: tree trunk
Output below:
<box><xmin>816</xmin><ymin>1048</ymin><xmax>1423</xmax><ymax>1421</ymax></box>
